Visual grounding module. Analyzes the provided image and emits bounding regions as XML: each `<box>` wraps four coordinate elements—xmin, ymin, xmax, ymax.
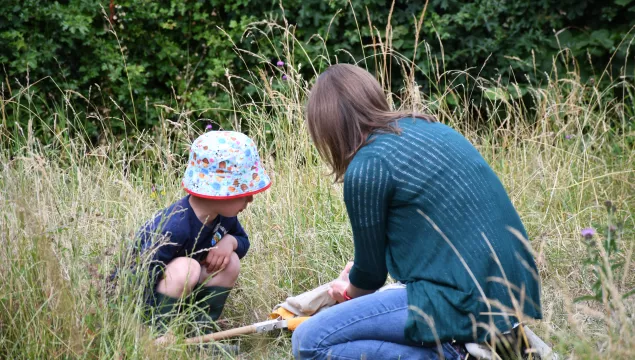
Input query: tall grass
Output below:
<box><xmin>1</xmin><ymin>16</ymin><xmax>634</xmax><ymax>359</ymax></box>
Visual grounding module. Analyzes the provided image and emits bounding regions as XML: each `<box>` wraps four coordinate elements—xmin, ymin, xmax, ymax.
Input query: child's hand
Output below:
<box><xmin>203</xmin><ymin>235</ymin><xmax>237</xmax><ymax>273</ymax></box>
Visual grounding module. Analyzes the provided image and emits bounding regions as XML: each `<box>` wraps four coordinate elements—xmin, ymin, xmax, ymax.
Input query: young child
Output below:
<box><xmin>135</xmin><ymin>130</ymin><xmax>271</xmax><ymax>328</ymax></box>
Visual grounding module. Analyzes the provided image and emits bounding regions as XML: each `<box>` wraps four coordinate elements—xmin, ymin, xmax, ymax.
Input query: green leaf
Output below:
<box><xmin>507</xmin><ymin>84</ymin><xmax>527</xmax><ymax>99</ymax></box>
<box><xmin>574</xmin><ymin>295</ymin><xmax>602</xmax><ymax>303</ymax></box>
<box><xmin>445</xmin><ymin>93</ymin><xmax>458</xmax><ymax>106</ymax></box>
<box><xmin>590</xmin><ymin>29</ymin><xmax>614</xmax><ymax>49</ymax></box>
<box><xmin>160</xmin><ymin>20</ymin><xmax>177</xmax><ymax>30</ymax></box>
<box><xmin>623</xmin><ymin>288</ymin><xmax>635</xmax><ymax>299</ymax></box>
<box><xmin>482</xmin><ymin>87</ymin><xmax>509</xmax><ymax>101</ymax></box>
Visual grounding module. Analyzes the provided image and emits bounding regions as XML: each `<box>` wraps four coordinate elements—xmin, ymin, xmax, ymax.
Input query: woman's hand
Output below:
<box><xmin>329</xmin><ymin>261</ymin><xmax>353</xmax><ymax>303</ymax></box>
<box><xmin>328</xmin><ymin>261</ymin><xmax>355</xmax><ymax>302</ymax></box>
<box><xmin>338</xmin><ymin>261</ymin><xmax>354</xmax><ymax>281</ymax></box>
<box><xmin>328</xmin><ymin>279</ymin><xmax>351</xmax><ymax>303</ymax></box>
<box><xmin>329</xmin><ymin>262</ymin><xmax>379</xmax><ymax>302</ymax></box>
<box><xmin>202</xmin><ymin>235</ymin><xmax>237</xmax><ymax>273</ymax></box>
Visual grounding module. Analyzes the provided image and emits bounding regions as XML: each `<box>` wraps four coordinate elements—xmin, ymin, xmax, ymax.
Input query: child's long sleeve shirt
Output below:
<box><xmin>136</xmin><ymin>195</ymin><xmax>250</xmax><ymax>287</ymax></box>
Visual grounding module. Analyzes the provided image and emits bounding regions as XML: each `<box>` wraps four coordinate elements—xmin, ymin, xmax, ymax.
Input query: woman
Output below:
<box><xmin>292</xmin><ymin>64</ymin><xmax>542</xmax><ymax>359</ymax></box>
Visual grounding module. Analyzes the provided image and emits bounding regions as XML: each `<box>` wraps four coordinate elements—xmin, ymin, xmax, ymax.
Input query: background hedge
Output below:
<box><xmin>1</xmin><ymin>0</ymin><xmax>633</xmax><ymax>139</ymax></box>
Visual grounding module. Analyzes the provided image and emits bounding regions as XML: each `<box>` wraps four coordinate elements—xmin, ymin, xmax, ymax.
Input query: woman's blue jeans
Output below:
<box><xmin>291</xmin><ymin>288</ymin><xmax>462</xmax><ymax>360</ymax></box>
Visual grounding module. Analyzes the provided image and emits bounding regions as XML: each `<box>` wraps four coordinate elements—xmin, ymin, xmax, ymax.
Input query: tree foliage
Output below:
<box><xmin>1</xmin><ymin>0</ymin><xmax>633</xmax><ymax>138</ymax></box>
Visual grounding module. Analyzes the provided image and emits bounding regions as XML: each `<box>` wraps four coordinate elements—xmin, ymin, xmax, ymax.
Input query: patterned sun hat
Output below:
<box><xmin>182</xmin><ymin>131</ymin><xmax>271</xmax><ymax>199</ymax></box>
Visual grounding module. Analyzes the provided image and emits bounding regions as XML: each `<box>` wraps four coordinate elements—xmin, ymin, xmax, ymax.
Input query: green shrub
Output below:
<box><xmin>1</xmin><ymin>0</ymin><xmax>633</xmax><ymax>140</ymax></box>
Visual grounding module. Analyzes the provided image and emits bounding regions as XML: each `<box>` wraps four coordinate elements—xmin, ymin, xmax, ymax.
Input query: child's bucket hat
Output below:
<box><xmin>183</xmin><ymin>131</ymin><xmax>271</xmax><ymax>199</ymax></box>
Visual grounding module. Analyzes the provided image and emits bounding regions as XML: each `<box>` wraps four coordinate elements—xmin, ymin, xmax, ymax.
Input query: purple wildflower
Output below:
<box><xmin>581</xmin><ymin>228</ymin><xmax>595</xmax><ymax>238</ymax></box>
<box><xmin>282</xmin><ymin>74</ymin><xmax>288</xmax><ymax>80</ymax></box>
<box><xmin>565</xmin><ymin>135</ymin><xmax>573</xmax><ymax>140</ymax></box>
<box><xmin>276</xmin><ymin>60</ymin><xmax>285</xmax><ymax>67</ymax></box>
<box><xmin>205</xmin><ymin>124</ymin><xmax>213</xmax><ymax>131</ymax></box>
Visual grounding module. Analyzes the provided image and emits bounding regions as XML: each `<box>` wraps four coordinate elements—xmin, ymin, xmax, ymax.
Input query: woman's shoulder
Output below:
<box><xmin>345</xmin><ymin>145</ymin><xmax>391</xmax><ymax>181</ymax></box>
<box><xmin>397</xmin><ymin>117</ymin><xmax>455</xmax><ymax>135</ymax></box>
<box><xmin>363</xmin><ymin>118</ymin><xmax>457</xmax><ymax>153</ymax></box>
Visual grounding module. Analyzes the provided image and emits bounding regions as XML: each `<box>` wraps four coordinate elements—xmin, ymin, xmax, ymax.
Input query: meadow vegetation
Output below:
<box><xmin>1</xmin><ymin>18</ymin><xmax>634</xmax><ymax>360</ymax></box>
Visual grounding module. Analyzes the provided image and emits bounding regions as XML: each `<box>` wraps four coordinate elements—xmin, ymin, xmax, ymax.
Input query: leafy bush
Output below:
<box><xmin>1</xmin><ymin>0</ymin><xmax>633</xmax><ymax>140</ymax></box>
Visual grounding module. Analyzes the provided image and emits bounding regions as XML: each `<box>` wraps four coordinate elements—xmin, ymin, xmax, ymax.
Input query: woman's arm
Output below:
<box><xmin>342</xmin><ymin>155</ymin><xmax>393</xmax><ymax>292</ymax></box>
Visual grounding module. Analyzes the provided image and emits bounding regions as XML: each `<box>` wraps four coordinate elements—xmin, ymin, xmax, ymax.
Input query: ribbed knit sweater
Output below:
<box><xmin>344</xmin><ymin>118</ymin><xmax>542</xmax><ymax>344</ymax></box>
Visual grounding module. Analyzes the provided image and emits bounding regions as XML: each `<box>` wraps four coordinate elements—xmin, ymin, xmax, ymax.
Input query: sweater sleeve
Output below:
<box><xmin>137</xmin><ymin>209</ymin><xmax>187</xmax><ymax>287</ymax></box>
<box><xmin>344</xmin><ymin>155</ymin><xmax>392</xmax><ymax>290</ymax></box>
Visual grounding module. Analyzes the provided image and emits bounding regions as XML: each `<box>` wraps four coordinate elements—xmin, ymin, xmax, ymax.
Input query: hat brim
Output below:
<box><xmin>183</xmin><ymin>181</ymin><xmax>272</xmax><ymax>200</ymax></box>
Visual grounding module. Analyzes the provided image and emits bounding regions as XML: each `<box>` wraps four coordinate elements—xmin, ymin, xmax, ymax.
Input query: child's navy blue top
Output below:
<box><xmin>136</xmin><ymin>195</ymin><xmax>250</xmax><ymax>287</ymax></box>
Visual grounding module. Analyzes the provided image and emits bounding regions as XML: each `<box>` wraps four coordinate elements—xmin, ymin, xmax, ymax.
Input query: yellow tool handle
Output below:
<box><xmin>287</xmin><ymin>317</ymin><xmax>310</xmax><ymax>331</ymax></box>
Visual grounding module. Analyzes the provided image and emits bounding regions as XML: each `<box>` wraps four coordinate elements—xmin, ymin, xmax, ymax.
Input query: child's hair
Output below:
<box><xmin>306</xmin><ymin>63</ymin><xmax>434</xmax><ymax>181</ymax></box>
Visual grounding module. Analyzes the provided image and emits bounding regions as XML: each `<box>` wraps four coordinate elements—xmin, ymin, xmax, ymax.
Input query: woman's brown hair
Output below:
<box><xmin>306</xmin><ymin>63</ymin><xmax>434</xmax><ymax>182</ymax></box>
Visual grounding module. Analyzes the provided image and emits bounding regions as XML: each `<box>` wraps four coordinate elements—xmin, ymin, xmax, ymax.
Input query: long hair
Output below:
<box><xmin>306</xmin><ymin>64</ymin><xmax>434</xmax><ymax>182</ymax></box>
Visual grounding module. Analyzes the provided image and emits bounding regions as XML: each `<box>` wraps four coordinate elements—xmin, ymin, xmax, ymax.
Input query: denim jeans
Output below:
<box><xmin>292</xmin><ymin>288</ymin><xmax>462</xmax><ymax>360</ymax></box>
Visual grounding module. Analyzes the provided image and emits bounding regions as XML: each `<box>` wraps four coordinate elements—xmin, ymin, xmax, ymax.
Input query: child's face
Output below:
<box><xmin>215</xmin><ymin>195</ymin><xmax>254</xmax><ymax>217</ymax></box>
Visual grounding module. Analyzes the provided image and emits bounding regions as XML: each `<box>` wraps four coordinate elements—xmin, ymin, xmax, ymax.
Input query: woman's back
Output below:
<box><xmin>344</xmin><ymin>118</ymin><xmax>542</xmax><ymax>343</ymax></box>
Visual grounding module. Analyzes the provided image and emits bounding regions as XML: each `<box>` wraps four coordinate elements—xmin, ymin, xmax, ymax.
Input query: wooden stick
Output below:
<box><xmin>184</xmin><ymin>324</ymin><xmax>257</xmax><ymax>344</ymax></box>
